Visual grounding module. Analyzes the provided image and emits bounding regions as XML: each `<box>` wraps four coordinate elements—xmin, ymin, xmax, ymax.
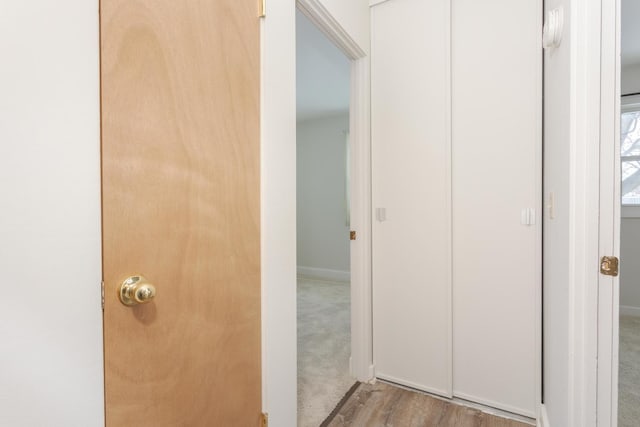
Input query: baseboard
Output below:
<box><xmin>538</xmin><ymin>404</ymin><xmax>550</xmax><ymax>427</ymax></box>
<box><xmin>620</xmin><ymin>305</ymin><xmax>640</xmax><ymax>317</ymax></box>
<box><xmin>367</xmin><ymin>364</ymin><xmax>375</xmax><ymax>380</ymax></box>
<box><xmin>297</xmin><ymin>266</ymin><xmax>350</xmax><ymax>282</ymax></box>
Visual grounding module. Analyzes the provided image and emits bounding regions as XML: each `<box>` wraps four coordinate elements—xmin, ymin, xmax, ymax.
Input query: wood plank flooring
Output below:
<box><xmin>325</xmin><ymin>382</ymin><xmax>533</xmax><ymax>427</ymax></box>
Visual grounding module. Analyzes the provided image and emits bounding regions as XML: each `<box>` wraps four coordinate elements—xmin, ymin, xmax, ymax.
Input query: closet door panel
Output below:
<box><xmin>451</xmin><ymin>0</ymin><xmax>541</xmax><ymax>417</ymax></box>
<box><xmin>372</xmin><ymin>0</ymin><xmax>452</xmax><ymax>396</ymax></box>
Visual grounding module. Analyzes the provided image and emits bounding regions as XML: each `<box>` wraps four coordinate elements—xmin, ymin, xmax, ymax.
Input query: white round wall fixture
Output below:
<box><xmin>543</xmin><ymin>7</ymin><xmax>564</xmax><ymax>49</ymax></box>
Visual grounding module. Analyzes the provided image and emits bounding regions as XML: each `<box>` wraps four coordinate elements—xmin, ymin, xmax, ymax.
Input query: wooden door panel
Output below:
<box><xmin>101</xmin><ymin>1</ymin><xmax>261</xmax><ymax>425</ymax></box>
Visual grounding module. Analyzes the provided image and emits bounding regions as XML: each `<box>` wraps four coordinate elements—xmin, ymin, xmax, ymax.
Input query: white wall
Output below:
<box><xmin>621</xmin><ymin>63</ymin><xmax>640</xmax><ymax>95</ymax></box>
<box><xmin>297</xmin><ymin>114</ymin><xmax>351</xmax><ymax>280</ymax></box>
<box><xmin>0</xmin><ymin>2</ymin><xmax>104</xmax><ymax>426</ymax></box>
<box><xmin>620</xmin><ymin>65</ymin><xmax>640</xmax><ymax>316</ymax></box>
<box><xmin>620</xmin><ymin>219</ymin><xmax>640</xmax><ymax>315</ymax></box>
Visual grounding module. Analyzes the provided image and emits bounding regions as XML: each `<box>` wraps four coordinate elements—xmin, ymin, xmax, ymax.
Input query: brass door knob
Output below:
<box><xmin>119</xmin><ymin>275</ymin><xmax>156</xmax><ymax>306</ymax></box>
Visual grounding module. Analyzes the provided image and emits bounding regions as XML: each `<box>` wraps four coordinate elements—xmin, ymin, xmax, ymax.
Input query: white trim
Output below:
<box><xmin>366</xmin><ymin>364</ymin><xmax>376</xmax><ymax>380</ymax></box>
<box><xmin>538</xmin><ymin>404</ymin><xmax>551</xmax><ymax>427</ymax></box>
<box><xmin>562</xmin><ymin>0</ymin><xmax>604</xmax><ymax>425</ymax></box>
<box><xmin>620</xmin><ymin>305</ymin><xmax>640</xmax><ymax>317</ymax></box>
<box><xmin>260</xmin><ymin>3</ymin><xmax>298</xmax><ymax>426</ymax></box>
<box><xmin>297</xmin><ymin>266</ymin><xmax>350</xmax><ymax>282</ymax></box>
<box><xmin>296</xmin><ymin>0</ymin><xmax>365</xmax><ymax>60</ymax></box>
<box><xmin>261</xmin><ymin>2</ymin><xmax>373</xmax><ymax>424</ymax></box>
<box><xmin>369</xmin><ymin>0</ymin><xmax>392</xmax><ymax>7</ymax></box>
<box><xmin>296</xmin><ymin>0</ymin><xmax>374</xmax><ymax>384</ymax></box>
<box><xmin>596</xmin><ymin>0</ymin><xmax>621</xmax><ymax>425</ymax></box>
<box><xmin>347</xmin><ymin>55</ymin><xmax>374</xmax><ymax>382</ymax></box>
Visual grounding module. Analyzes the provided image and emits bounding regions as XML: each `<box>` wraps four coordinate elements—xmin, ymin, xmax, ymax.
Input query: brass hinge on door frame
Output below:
<box><xmin>101</xmin><ymin>281</ymin><xmax>105</xmax><ymax>310</ymax></box>
<box><xmin>259</xmin><ymin>0</ymin><xmax>266</xmax><ymax>18</ymax></box>
<box><xmin>261</xmin><ymin>412</ymin><xmax>268</xmax><ymax>427</ymax></box>
<box><xmin>350</xmin><ymin>230</ymin><xmax>357</xmax><ymax>241</ymax></box>
<box><xmin>600</xmin><ymin>256</ymin><xmax>619</xmax><ymax>277</ymax></box>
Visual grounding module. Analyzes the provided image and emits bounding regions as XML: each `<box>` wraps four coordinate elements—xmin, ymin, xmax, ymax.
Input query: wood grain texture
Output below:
<box><xmin>101</xmin><ymin>1</ymin><xmax>260</xmax><ymax>426</ymax></box>
<box><xmin>327</xmin><ymin>383</ymin><xmax>533</xmax><ymax>427</ymax></box>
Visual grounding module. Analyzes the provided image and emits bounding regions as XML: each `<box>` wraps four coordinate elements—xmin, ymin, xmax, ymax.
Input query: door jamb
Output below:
<box><xmin>565</xmin><ymin>0</ymin><xmax>620</xmax><ymax>425</ymax></box>
<box><xmin>541</xmin><ymin>0</ymin><xmax>613</xmax><ymax>425</ymax></box>
<box><xmin>260</xmin><ymin>2</ymin><xmax>373</xmax><ymax>425</ymax></box>
<box><xmin>596</xmin><ymin>0</ymin><xmax>621</xmax><ymax>425</ymax></box>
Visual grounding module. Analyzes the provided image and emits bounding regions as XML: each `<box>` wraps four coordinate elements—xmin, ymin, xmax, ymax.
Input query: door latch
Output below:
<box><xmin>600</xmin><ymin>256</ymin><xmax>619</xmax><ymax>277</ymax></box>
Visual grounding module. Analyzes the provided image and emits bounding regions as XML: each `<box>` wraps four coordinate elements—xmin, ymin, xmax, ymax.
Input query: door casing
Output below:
<box><xmin>260</xmin><ymin>1</ymin><xmax>373</xmax><ymax>425</ymax></box>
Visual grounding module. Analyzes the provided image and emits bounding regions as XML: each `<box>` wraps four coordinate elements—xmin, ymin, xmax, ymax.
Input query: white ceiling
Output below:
<box><xmin>622</xmin><ymin>0</ymin><xmax>640</xmax><ymax>66</ymax></box>
<box><xmin>296</xmin><ymin>10</ymin><xmax>350</xmax><ymax>121</ymax></box>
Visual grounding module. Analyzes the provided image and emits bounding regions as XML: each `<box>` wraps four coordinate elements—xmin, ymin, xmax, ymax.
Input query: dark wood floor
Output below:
<box><xmin>325</xmin><ymin>382</ymin><xmax>533</xmax><ymax>427</ymax></box>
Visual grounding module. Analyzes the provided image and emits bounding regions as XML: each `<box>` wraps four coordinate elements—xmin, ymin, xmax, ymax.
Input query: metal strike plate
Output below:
<box><xmin>600</xmin><ymin>256</ymin><xmax>619</xmax><ymax>277</ymax></box>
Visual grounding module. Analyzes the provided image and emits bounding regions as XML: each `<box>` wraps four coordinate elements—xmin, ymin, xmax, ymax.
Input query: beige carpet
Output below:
<box><xmin>619</xmin><ymin>315</ymin><xmax>640</xmax><ymax>427</ymax></box>
<box><xmin>298</xmin><ymin>277</ymin><xmax>354</xmax><ymax>427</ymax></box>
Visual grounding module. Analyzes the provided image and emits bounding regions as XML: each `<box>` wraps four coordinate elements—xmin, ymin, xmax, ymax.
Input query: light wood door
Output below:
<box><xmin>101</xmin><ymin>1</ymin><xmax>261</xmax><ymax>426</ymax></box>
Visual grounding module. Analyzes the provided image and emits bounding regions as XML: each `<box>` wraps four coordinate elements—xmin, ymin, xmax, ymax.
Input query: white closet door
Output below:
<box><xmin>451</xmin><ymin>0</ymin><xmax>541</xmax><ymax>417</ymax></box>
<box><xmin>372</xmin><ymin>0</ymin><xmax>452</xmax><ymax>397</ymax></box>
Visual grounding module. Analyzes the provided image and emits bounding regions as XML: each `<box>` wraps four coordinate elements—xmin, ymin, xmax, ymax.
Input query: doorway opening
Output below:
<box><xmin>261</xmin><ymin>1</ymin><xmax>372</xmax><ymax>423</ymax></box>
<box><xmin>618</xmin><ymin>1</ymin><xmax>640</xmax><ymax>424</ymax></box>
<box><xmin>295</xmin><ymin>9</ymin><xmax>355</xmax><ymax>426</ymax></box>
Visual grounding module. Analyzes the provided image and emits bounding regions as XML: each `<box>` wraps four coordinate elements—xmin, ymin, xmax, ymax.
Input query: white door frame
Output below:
<box><xmin>564</xmin><ymin>0</ymin><xmax>620</xmax><ymax>425</ymax></box>
<box><xmin>260</xmin><ymin>1</ymin><xmax>373</xmax><ymax>425</ymax></box>
<box><xmin>596</xmin><ymin>0</ymin><xmax>621</xmax><ymax>425</ymax></box>
<box><xmin>568</xmin><ymin>0</ymin><xmax>605</xmax><ymax>424</ymax></box>
<box><xmin>295</xmin><ymin>0</ymin><xmax>374</xmax><ymax>383</ymax></box>
<box><xmin>541</xmin><ymin>0</ymin><xmax>617</xmax><ymax>426</ymax></box>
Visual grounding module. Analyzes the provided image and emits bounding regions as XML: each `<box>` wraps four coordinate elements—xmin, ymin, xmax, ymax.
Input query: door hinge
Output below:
<box><xmin>350</xmin><ymin>230</ymin><xmax>357</xmax><ymax>241</ymax></box>
<box><xmin>600</xmin><ymin>256</ymin><xmax>619</xmax><ymax>277</ymax></box>
<box><xmin>259</xmin><ymin>0</ymin><xmax>266</xmax><ymax>18</ymax></box>
<box><xmin>101</xmin><ymin>281</ymin><xmax>105</xmax><ymax>310</ymax></box>
<box><xmin>261</xmin><ymin>412</ymin><xmax>268</xmax><ymax>427</ymax></box>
